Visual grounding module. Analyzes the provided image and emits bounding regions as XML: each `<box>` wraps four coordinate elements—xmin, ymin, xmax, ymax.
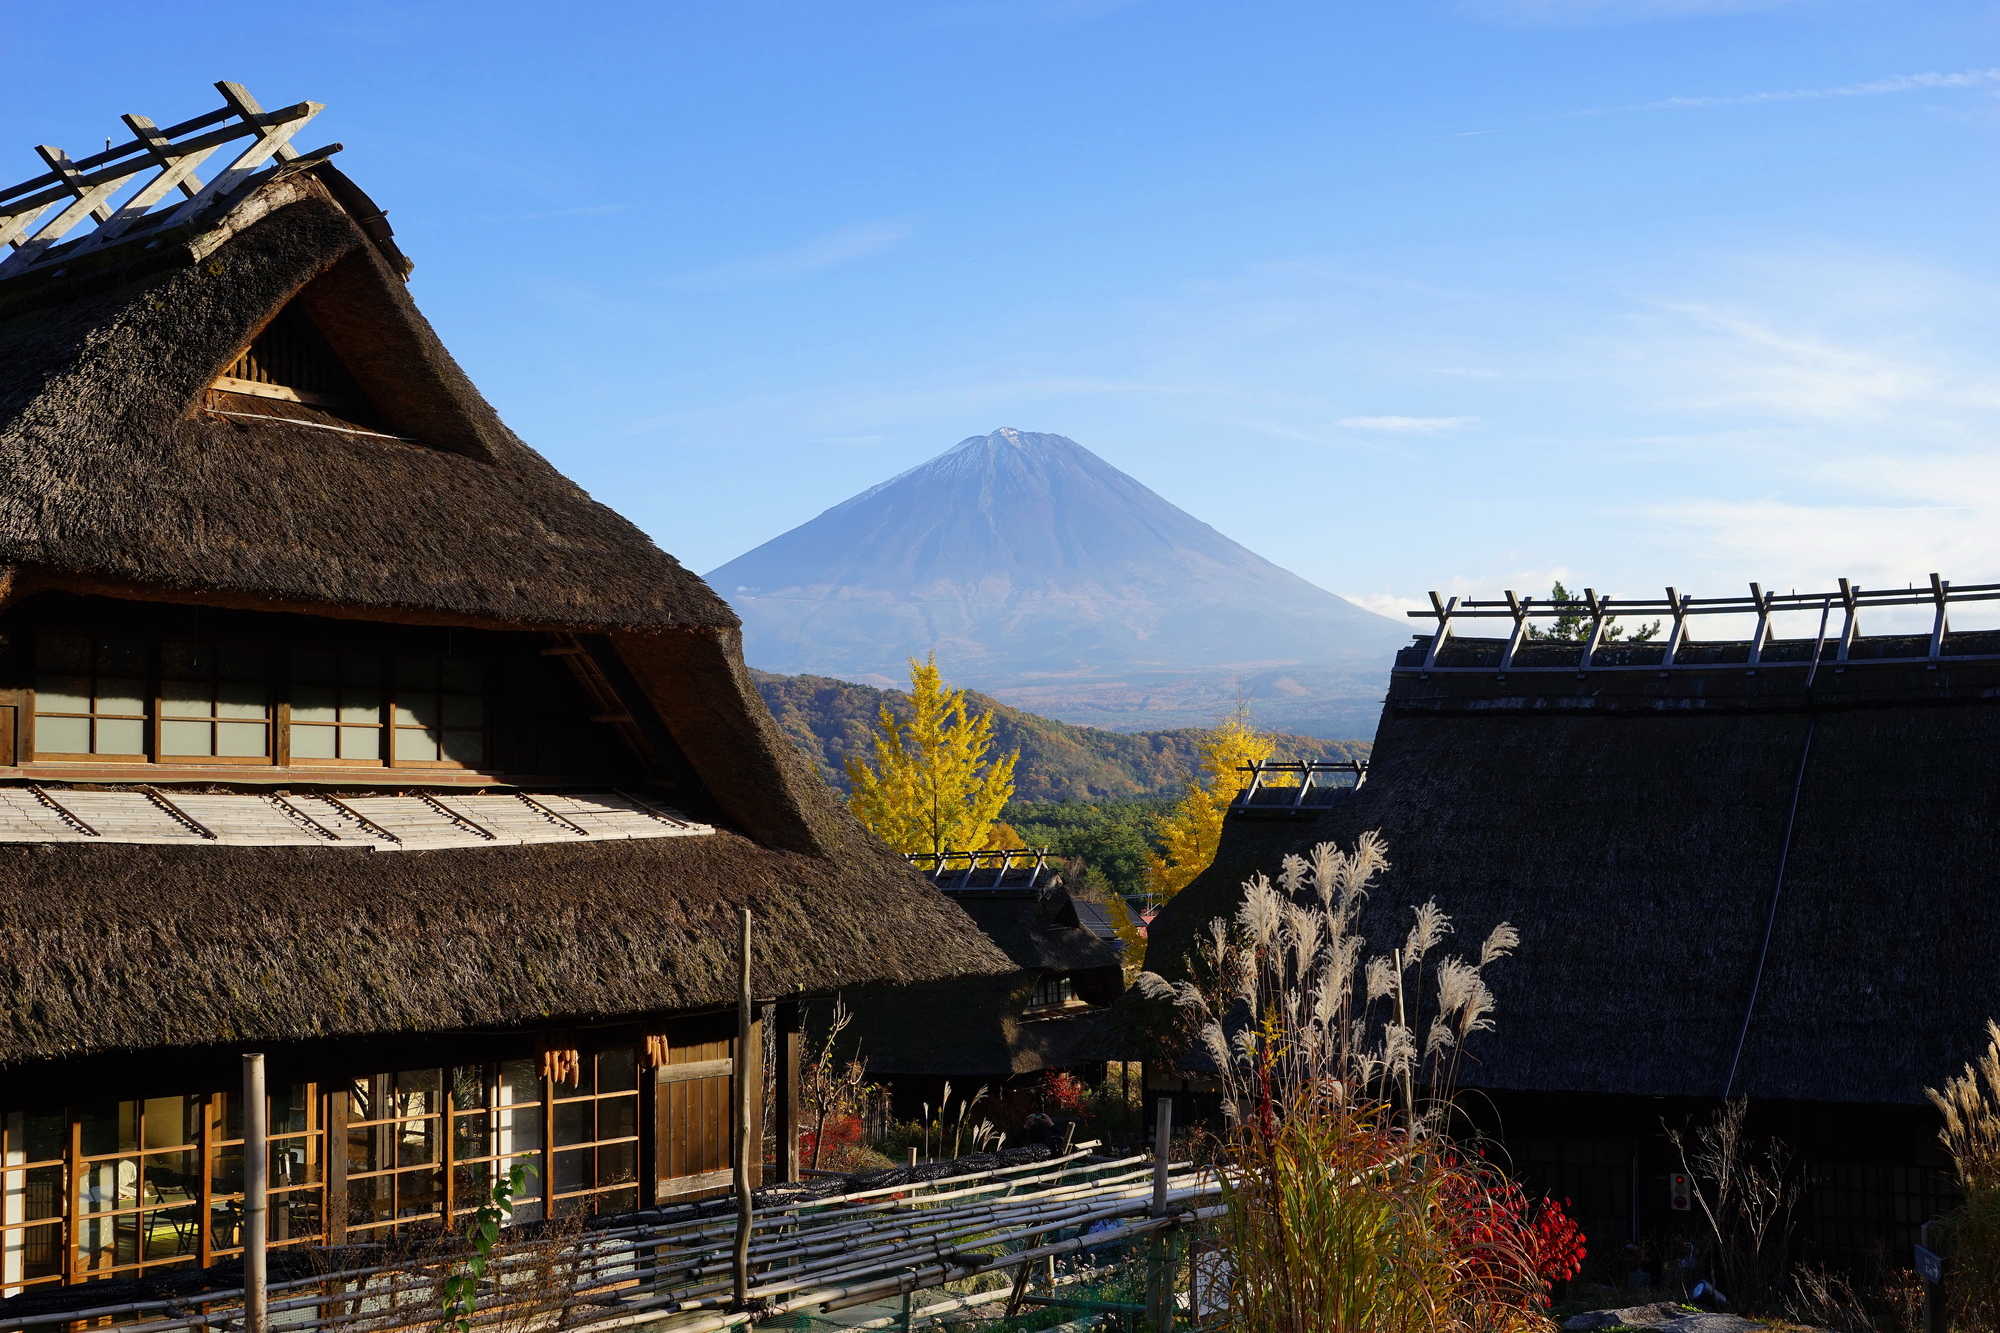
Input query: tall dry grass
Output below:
<box><xmin>1666</xmin><ymin>1098</ymin><xmax>1799</xmax><ymax>1308</ymax></box>
<box><xmin>1138</xmin><ymin>834</ymin><xmax>1570</xmax><ymax>1333</ymax></box>
<box><xmin>1927</xmin><ymin>1017</ymin><xmax>2000</xmax><ymax>1331</ymax></box>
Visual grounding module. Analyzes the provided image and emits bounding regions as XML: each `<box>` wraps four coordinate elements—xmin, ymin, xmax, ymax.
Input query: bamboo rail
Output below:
<box><xmin>1</xmin><ymin>1147</ymin><xmax>1222</xmax><ymax>1333</ymax></box>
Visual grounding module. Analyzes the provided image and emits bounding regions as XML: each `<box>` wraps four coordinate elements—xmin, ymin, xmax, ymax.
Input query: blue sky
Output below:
<box><xmin>7</xmin><ymin>1</ymin><xmax>1999</xmax><ymax>640</ymax></box>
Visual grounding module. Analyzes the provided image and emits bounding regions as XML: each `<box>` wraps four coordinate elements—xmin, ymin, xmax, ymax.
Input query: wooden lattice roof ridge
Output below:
<box><xmin>906</xmin><ymin>847</ymin><xmax>1055</xmax><ymax>891</ymax></box>
<box><xmin>0</xmin><ymin>80</ymin><xmax>339</xmax><ymax>283</ymax></box>
<box><xmin>1408</xmin><ymin>572</ymin><xmax>2000</xmax><ymax>674</ymax></box>
<box><xmin>1230</xmin><ymin>759</ymin><xmax>1368</xmax><ymax>818</ymax></box>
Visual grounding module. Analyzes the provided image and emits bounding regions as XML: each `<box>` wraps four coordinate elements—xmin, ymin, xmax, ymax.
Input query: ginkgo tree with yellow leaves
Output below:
<box><xmin>845</xmin><ymin>655</ymin><xmax>1020</xmax><ymax>856</ymax></box>
<box><xmin>1141</xmin><ymin>701</ymin><xmax>1288</xmax><ymax>905</ymax></box>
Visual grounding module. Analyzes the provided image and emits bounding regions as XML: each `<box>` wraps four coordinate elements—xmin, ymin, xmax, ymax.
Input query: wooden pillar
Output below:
<box><xmin>776</xmin><ymin>1000</ymin><xmax>802</xmax><ymax>1183</ymax></box>
<box><xmin>732</xmin><ymin>910</ymin><xmax>754</xmax><ymax>1310</ymax></box>
<box><xmin>243</xmin><ymin>1054</ymin><xmax>268</xmax><ymax>1333</ymax></box>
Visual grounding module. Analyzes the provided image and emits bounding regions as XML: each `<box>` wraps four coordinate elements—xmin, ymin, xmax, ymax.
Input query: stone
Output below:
<box><xmin>1561</xmin><ymin>1303</ymin><xmax>1764</xmax><ymax>1333</ymax></box>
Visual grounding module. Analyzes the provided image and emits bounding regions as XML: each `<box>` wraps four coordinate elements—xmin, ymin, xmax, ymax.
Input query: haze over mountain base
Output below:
<box><xmin>708</xmin><ymin>429</ymin><xmax>1411</xmax><ymax>739</ymax></box>
<box><xmin>980</xmin><ymin>663</ymin><xmax>1396</xmax><ymax>739</ymax></box>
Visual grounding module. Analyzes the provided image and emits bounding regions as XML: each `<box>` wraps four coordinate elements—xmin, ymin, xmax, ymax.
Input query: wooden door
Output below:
<box><xmin>653</xmin><ymin>1012</ymin><xmax>760</xmax><ymax>1200</ymax></box>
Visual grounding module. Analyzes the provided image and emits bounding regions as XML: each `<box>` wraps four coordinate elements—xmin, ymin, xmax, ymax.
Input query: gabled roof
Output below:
<box><xmin>0</xmin><ymin>87</ymin><xmax>1016</xmax><ymax>1069</ymax></box>
<box><xmin>1147</xmin><ymin>604</ymin><xmax>2000</xmax><ymax>1108</ymax></box>
<box><xmin>0</xmin><ymin>87</ymin><xmax>729</xmax><ymax>633</ymax></box>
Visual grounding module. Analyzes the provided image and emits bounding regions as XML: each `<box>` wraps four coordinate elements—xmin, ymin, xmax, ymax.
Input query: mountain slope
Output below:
<box><xmin>753</xmin><ymin>669</ymin><xmax>1369</xmax><ymax>803</ymax></box>
<box><xmin>708</xmin><ymin>431</ymin><xmax>1410</xmax><ymax>712</ymax></box>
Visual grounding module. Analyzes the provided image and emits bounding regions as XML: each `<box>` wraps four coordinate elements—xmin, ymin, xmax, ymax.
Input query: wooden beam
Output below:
<box><xmin>1837</xmin><ymin>577</ymin><xmax>1859</xmax><ymax>662</ymax></box>
<box><xmin>1929</xmin><ymin>572</ymin><xmax>1950</xmax><ymax>660</ymax></box>
<box><xmin>776</xmin><ymin>1000</ymin><xmax>802</xmax><ymax>1184</ymax></box>
<box><xmin>1746</xmin><ymin>582</ymin><xmax>1771</xmax><ymax>667</ymax></box>
<box><xmin>1579</xmin><ymin>588</ymin><xmax>1608</xmax><ymax>670</ymax></box>
<box><xmin>1499</xmin><ymin>590</ymin><xmax>1531</xmax><ymax>670</ymax></box>
<box><xmin>215</xmin><ymin>81</ymin><xmax>300</xmax><ymax>163</ymax></box>
<box><xmin>1422</xmin><ymin>593</ymin><xmax>1458</xmax><ymax>670</ymax></box>
<box><xmin>1660</xmin><ymin>587</ymin><xmax>1690</xmax><ymax>668</ymax></box>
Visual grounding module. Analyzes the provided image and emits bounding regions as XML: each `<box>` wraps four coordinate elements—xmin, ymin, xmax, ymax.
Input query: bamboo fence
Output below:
<box><xmin>3</xmin><ymin>1147</ymin><xmax>1223</xmax><ymax>1333</ymax></box>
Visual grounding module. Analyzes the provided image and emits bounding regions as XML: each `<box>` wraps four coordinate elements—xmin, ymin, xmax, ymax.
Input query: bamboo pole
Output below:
<box><xmin>243</xmin><ymin>1053</ymin><xmax>268</xmax><ymax>1333</ymax></box>
<box><xmin>733</xmin><ymin>909</ymin><xmax>754</xmax><ymax>1310</ymax></box>
<box><xmin>1147</xmin><ymin>1098</ymin><xmax>1173</xmax><ymax>1332</ymax></box>
<box><xmin>16</xmin><ymin>1149</ymin><xmax>1221</xmax><ymax>1333</ymax></box>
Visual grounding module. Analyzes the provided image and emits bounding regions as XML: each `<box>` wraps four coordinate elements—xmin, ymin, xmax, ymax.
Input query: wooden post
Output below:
<box><xmin>1421</xmin><ymin>593</ymin><xmax>1458</xmax><ymax>670</ymax></box>
<box><xmin>243</xmin><ymin>1053</ymin><xmax>268</xmax><ymax>1333</ymax></box>
<box><xmin>1918</xmin><ymin>1221</ymin><xmax>1947</xmax><ymax>1333</ymax></box>
<box><xmin>1578</xmin><ymin>589</ymin><xmax>1608</xmax><ymax>670</ymax></box>
<box><xmin>1147</xmin><ymin>1097</ymin><xmax>1175</xmax><ymax>1333</ymax></box>
<box><xmin>1929</xmin><ymin>573</ymin><xmax>1951</xmax><ymax>660</ymax></box>
<box><xmin>776</xmin><ymin>999</ymin><xmax>802</xmax><ymax>1183</ymax></box>
<box><xmin>1747</xmin><ymin>582</ymin><xmax>1771</xmax><ymax>667</ymax></box>
<box><xmin>1151</xmin><ymin>1097</ymin><xmax>1172</xmax><ymax>1217</ymax></box>
<box><xmin>733</xmin><ymin>909</ymin><xmax>754</xmax><ymax>1309</ymax></box>
<box><xmin>1499</xmin><ymin>590</ymin><xmax>1530</xmax><ymax>670</ymax></box>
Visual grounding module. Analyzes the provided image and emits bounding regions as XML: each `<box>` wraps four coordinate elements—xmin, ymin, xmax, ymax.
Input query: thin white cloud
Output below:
<box><xmin>1342</xmin><ymin>591</ymin><xmax>1429</xmax><ymax>619</ymax></box>
<box><xmin>1462</xmin><ymin>0</ymin><xmax>1802</xmax><ymax>25</ymax></box>
<box><xmin>1338</xmin><ymin>415</ymin><xmax>1477</xmax><ymax>433</ymax></box>
<box><xmin>661</xmin><ymin>220</ymin><xmax>917</xmax><ymax>291</ymax></box>
<box><xmin>1635</xmin><ymin>67</ymin><xmax>2000</xmax><ymax>111</ymax></box>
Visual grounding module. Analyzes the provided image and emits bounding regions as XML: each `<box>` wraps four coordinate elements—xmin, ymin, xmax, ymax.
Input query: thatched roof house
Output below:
<box><xmin>0</xmin><ymin>83</ymin><xmax>1007</xmax><ymax>1296</ymax></box>
<box><xmin>1145</xmin><ymin>585</ymin><xmax>2000</xmax><ymax>1271</ymax></box>
<box><xmin>840</xmin><ymin>853</ymin><xmax>1126</xmax><ymax>1113</ymax></box>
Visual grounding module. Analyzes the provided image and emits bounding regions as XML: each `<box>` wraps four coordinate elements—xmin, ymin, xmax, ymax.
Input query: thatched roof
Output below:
<box><xmin>0</xmin><ymin>164</ymin><xmax>729</xmax><ymax>633</ymax></box>
<box><xmin>0</xmin><ymin>147</ymin><xmax>1014</xmax><ymax>1070</ymax></box>
<box><xmin>1147</xmin><ymin>630</ymin><xmax>2000</xmax><ymax>1107</ymax></box>
<box><xmin>0</xmin><ymin>829</ymin><xmax>1009</xmax><ymax>1070</ymax></box>
<box><xmin>842</xmin><ymin>885</ymin><xmax>1126</xmax><ymax>1077</ymax></box>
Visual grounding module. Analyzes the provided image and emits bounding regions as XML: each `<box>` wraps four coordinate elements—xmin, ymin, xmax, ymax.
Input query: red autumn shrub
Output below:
<box><xmin>1040</xmin><ymin>1070</ymin><xmax>1093</xmax><ymax>1121</ymax></box>
<box><xmin>800</xmin><ymin>1113</ymin><xmax>863</xmax><ymax>1169</ymax></box>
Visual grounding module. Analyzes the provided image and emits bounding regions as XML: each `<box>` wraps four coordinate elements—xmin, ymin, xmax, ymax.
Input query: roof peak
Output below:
<box><xmin>0</xmin><ymin>80</ymin><xmax>382</xmax><ymax>290</ymax></box>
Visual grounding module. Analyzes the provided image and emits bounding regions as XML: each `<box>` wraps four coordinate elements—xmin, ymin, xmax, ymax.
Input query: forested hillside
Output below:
<box><xmin>753</xmin><ymin>669</ymin><xmax>1370</xmax><ymax>803</ymax></box>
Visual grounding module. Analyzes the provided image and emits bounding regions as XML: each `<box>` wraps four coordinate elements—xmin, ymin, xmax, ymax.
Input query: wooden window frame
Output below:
<box><xmin>0</xmin><ymin>1029</ymin><xmax>759</xmax><ymax>1287</ymax></box>
<box><xmin>1</xmin><ymin>1111</ymin><xmax>68</xmax><ymax>1296</ymax></box>
<box><xmin>29</xmin><ymin>632</ymin><xmax>154</xmax><ymax>765</ymax></box>
<box><xmin>29</xmin><ymin>632</ymin><xmax>277</xmax><ymax>768</ymax></box>
<box><xmin>22</xmin><ymin>632</ymin><xmax>490</xmax><ymax>776</ymax></box>
<box><xmin>548</xmin><ymin>1051</ymin><xmax>643</xmax><ymax>1218</ymax></box>
<box><xmin>340</xmin><ymin>1073</ymin><xmax>447</xmax><ymax>1241</ymax></box>
<box><xmin>0</xmin><ymin>1089</ymin><xmax>328</xmax><ymax>1293</ymax></box>
<box><xmin>285</xmin><ymin>646</ymin><xmax>489</xmax><ymax>773</ymax></box>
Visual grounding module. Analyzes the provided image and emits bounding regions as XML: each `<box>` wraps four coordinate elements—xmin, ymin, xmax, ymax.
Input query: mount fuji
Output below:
<box><xmin>704</xmin><ymin>429</ymin><xmax>1410</xmax><ymax>736</ymax></box>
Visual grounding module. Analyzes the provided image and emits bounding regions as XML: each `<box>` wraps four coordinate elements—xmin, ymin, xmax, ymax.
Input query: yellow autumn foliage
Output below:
<box><xmin>845</xmin><ymin>655</ymin><xmax>1019</xmax><ymax>856</ymax></box>
<box><xmin>1141</xmin><ymin>702</ymin><xmax>1286</xmax><ymax>903</ymax></box>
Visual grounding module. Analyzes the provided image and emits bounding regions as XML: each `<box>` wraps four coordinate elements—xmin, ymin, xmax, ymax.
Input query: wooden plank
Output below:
<box><xmin>1929</xmin><ymin>573</ymin><xmax>1950</xmax><ymax>660</ymax></box>
<box><xmin>65</xmin><ymin>141</ymin><xmax>219</xmax><ymax>255</ymax></box>
<box><xmin>776</xmin><ymin>1001</ymin><xmax>801</xmax><ymax>1183</ymax></box>
<box><xmin>0</xmin><ymin>160</ymin><xmax>130</xmax><ymax>275</ymax></box>
<box><xmin>160</xmin><ymin>103</ymin><xmax>321</xmax><ymax>231</ymax></box>
<box><xmin>655</xmin><ymin>1058</ymin><xmax>732</xmax><ymax>1085</ymax></box>
<box><xmin>1837</xmin><ymin>577</ymin><xmax>1859</xmax><ymax>663</ymax></box>
<box><xmin>121</xmin><ymin>113</ymin><xmax>207</xmax><ymax>199</ymax></box>
<box><xmin>215</xmin><ymin>82</ymin><xmax>300</xmax><ymax>164</ymax></box>
<box><xmin>1499</xmin><ymin>590</ymin><xmax>1531</xmax><ymax>670</ymax></box>
<box><xmin>1421</xmin><ymin>593</ymin><xmax>1457</xmax><ymax>670</ymax></box>
<box><xmin>1745</xmin><ymin>583</ymin><xmax>1771</xmax><ymax>667</ymax></box>
<box><xmin>0</xmin><ymin>202</ymin><xmax>53</xmax><ymax>251</ymax></box>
